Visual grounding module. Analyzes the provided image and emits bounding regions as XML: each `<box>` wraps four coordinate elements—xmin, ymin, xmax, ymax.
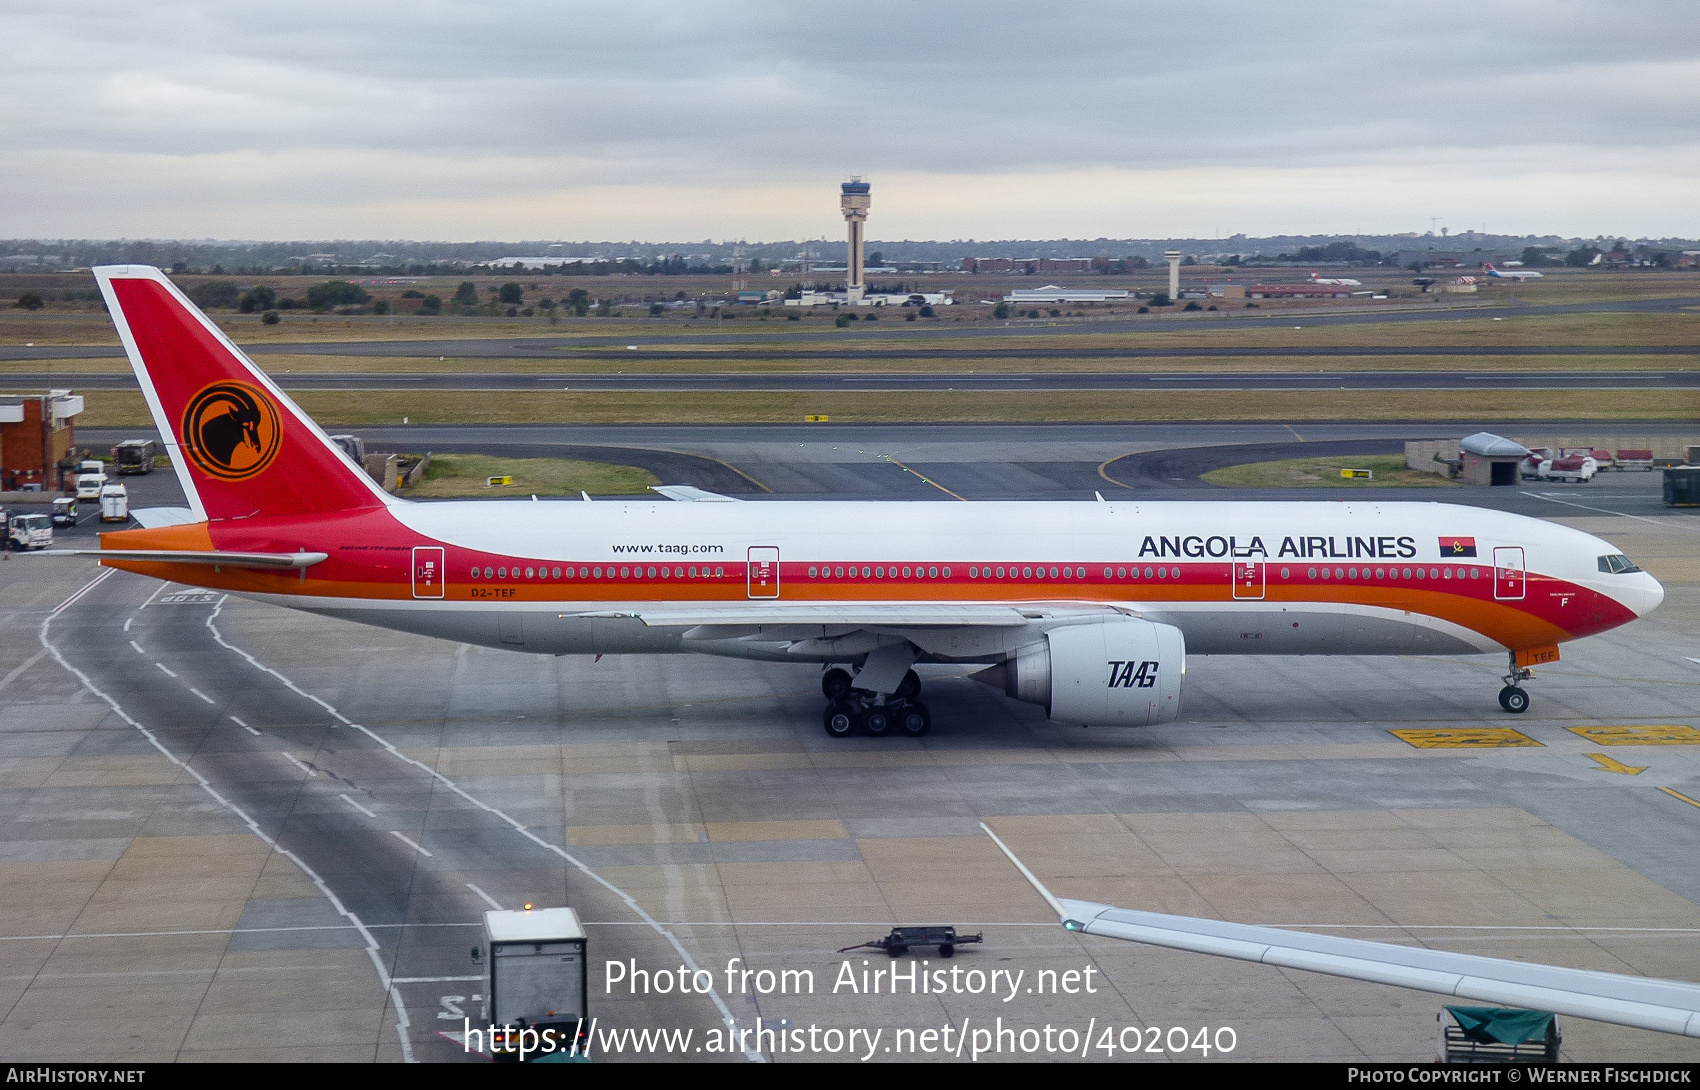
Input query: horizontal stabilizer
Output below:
<box><xmin>43</xmin><ymin>549</ymin><xmax>328</xmax><ymax>570</ymax></box>
<box><xmin>650</xmin><ymin>485</ymin><xmax>741</xmax><ymax>502</ymax></box>
<box><xmin>130</xmin><ymin>507</ymin><xmax>200</xmax><ymax>529</ymax></box>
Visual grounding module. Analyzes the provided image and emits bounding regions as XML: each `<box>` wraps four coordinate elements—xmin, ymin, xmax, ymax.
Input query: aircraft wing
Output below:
<box><xmin>982</xmin><ymin>823</ymin><xmax>1700</xmax><ymax>1038</ymax></box>
<box><xmin>650</xmin><ymin>485</ymin><xmax>741</xmax><ymax>502</ymax></box>
<box><xmin>43</xmin><ymin>549</ymin><xmax>329</xmax><ymax>570</ymax></box>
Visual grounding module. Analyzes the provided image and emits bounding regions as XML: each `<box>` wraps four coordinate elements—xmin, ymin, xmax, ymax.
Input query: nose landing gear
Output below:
<box><xmin>819</xmin><ymin>667</ymin><xmax>929</xmax><ymax>737</ymax></box>
<box><xmin>1498</xmin><ymin>652</ymin><xmax>1533</xmax><ymax>714</ymax></box>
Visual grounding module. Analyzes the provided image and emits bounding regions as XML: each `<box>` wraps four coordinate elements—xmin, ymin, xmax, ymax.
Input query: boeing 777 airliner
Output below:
<box><xmin>62</xmin><ymin>266</ymin><xmax>1663</xmax><ymax>735</ymax></box>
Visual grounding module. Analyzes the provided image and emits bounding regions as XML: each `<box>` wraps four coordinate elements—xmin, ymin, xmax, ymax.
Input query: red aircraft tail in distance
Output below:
<box><xmin>93</xmin><ymin>265</ymin><xmax>390</xmax><ymax>523</ymax></box>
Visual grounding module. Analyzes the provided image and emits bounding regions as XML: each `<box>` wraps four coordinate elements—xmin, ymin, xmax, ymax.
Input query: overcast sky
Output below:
<box><xmin>4</xmin><ymin>1</ymin><xmax>1698</xmax><ymax>241</ymax></box>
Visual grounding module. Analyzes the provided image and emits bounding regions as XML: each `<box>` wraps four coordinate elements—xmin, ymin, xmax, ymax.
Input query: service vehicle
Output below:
<box><xmin>112</xmin><ymin>438</ymin><xmax>158</xmax><ymax>475</ymax></box>
<box><xmin>74</xmin><ymin>471</ymin><xmax>106</xmax><ymax>501</ymax></box>
<box><xmin>7</xmin><ymin>513</ymin><xmax>52</xmax><ymax>550</ymax></box>
<box><xmin>50</xmin><ymin>496</ymin><xmax>78</xmax><ymax>526</ymax></box>
<box><xmin>479</xmin><ymin>907</ymin><xmax>588</xmax><ymax>1062</ymax></box>
<box><xmin>99</xmin><ymin>482</ymin><xmax>129</xmax><ymax>523</ymax></box>
<box><xmin>1538</xmin><ymin>454</ymin><xmax>1597</xmax><ymax>483</ymax></box>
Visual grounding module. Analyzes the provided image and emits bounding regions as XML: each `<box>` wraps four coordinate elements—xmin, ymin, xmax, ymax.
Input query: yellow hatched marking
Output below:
<box><xmin>1659</xmin><ymin>787</ymin><xmax>1700</xmax><ymax>810</ymax></box>
<box><xmin>1389</xmin><ymin>728</ymin><xmax>1542</xmax><ymax>749</ymax></box>
<box><xmin>1585</xmin><ymin>753</ymin><xmax>1647</xmax><ymax>775</ymax></box>
<box><xmin>1569</xmin><ymin>725</ymin><xmax>1700</xmax><ymax>746</ymax></box>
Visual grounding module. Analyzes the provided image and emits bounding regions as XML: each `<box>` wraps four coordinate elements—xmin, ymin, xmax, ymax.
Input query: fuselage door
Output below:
<box><xmin>412</xmin><ymin>546</ymin><xmax>445</xmax><ymax>599</ymax></box>
<box><xmin>1232</xmin><ymin>561</ymin><xmax>1265</xmax><ymax>600</ymax></box>
<box><xmin>747</xmin><ymin>546</ymin><xmax>780</xmax><ymax>599</ymax></box>
<box><xmin>1492</xmin><ymin>546</ymin><xmax>1526</xmax><ymax>601</ymax></box>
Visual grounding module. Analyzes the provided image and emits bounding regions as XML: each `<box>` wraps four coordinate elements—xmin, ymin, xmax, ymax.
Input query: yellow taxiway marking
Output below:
<box><xmin>1658</xmin><ymin>787</ymin><xmax>1700</xmax><ymax>810</ymax></box>
<box><xmin>1569</xmin><ymin>725</ymin><xmax>1700</xmax><ymax>746</ymax></box>
<box><xmin>1585</xmin><ymin>753</ymin><xmax>1647</xmax><ymax>775</ymax></box>
<box><xmin>1389</xmin><ymin>728</ymin><xmax>1542</xmax><ymax>749</ymax></box>
<box><xmin>881</xmin><ymin>455</ymin><xmax>966</xmax><ymax>501</ymax></box>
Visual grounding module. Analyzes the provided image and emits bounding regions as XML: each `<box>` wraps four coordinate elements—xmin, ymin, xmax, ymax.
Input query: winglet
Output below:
<box><xmin>980</xmin><ymin>822</ymin><xmax>1070</xmax><ymax>922</ymax></box>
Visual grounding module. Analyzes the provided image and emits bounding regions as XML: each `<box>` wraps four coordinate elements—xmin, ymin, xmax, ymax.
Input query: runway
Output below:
<box><xmin>14</xmin><ymin>368</ymin><xmax>1700</xmax><ymax>393</ymax></box>
<box><xmin>7</xmin><ymin>423</ymin><xmax>1700</xmax><ymax>1063</ymax></box>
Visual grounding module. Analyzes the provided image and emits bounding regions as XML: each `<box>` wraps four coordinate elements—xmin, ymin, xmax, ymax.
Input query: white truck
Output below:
<box><xmin>7</xmin><ymin>512</ymin><xmax>53</xmax><ymax>550</ymax></box>
<box><xmin>99</xmin><ymin>482</ymin><xmax>129</xmax><ymax>523</ymax></box>
<box><xmin>479</xmin><ymin>907</ymin><xmax>588</xmax><ymax>1062</ymax></box>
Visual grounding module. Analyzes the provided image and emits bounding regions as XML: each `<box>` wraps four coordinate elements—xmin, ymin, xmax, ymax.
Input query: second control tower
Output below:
<box><xmin>841</xmin><ymin>178</ymin><xmax>870</xmax><ymax>302</ymax></box>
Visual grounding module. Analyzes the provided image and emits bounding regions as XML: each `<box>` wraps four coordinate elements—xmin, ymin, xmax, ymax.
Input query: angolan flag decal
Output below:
<box><xmin>1439</xmin><ymin>536</ymin><xmax>1477</xmax><ymax>557</ymax></box>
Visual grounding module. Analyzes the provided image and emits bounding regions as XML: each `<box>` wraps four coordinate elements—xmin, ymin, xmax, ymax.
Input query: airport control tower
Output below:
<box><xmin>841</xmin><ymin>178</ymin><xmax>870</xmax><ymax>302</ymax></box>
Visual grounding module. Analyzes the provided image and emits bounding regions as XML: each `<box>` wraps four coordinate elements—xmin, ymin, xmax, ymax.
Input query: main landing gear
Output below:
<box><xmin>1498</xmin><ymin>652</ymin><xmax>1533</xmax><ymax>714</ymax></box>
<box><xmin>821</xmin><ymin>667</ymin><xmax>929</xmax><ymax>738</ymax></box>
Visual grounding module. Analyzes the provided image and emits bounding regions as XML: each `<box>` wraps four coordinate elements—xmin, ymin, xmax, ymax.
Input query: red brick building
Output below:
<box><xmin>1</xmin><ymin>392</ymin><xmax>84</xmax><ymax>492</ymax></box>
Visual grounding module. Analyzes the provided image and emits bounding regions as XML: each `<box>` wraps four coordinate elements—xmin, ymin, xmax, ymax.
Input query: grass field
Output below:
<box><xmin>70</xmin><ymin>388</ymin><xmax>1700</xmax><ymax>427</ymax></box>
<box><xmin>402</xmin><ymin>453</ymin><xmax>658</xmax><ymax>497</ymax></box>
<box><xmin>1202</xmin><ymin>454</ymin><xmax>1457</xmax><ymax>488</ymax></box>
<box><xmin>10</xmin><ymin>351</ymin><xmax>1696</xmax><ymax>378</ymax></box>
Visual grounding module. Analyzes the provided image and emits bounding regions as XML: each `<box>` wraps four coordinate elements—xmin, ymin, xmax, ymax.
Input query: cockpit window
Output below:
<box><xmin>1598</xmin><ymin>554</ymin><xmax>1642</xmax><ymax>574</ymax></box>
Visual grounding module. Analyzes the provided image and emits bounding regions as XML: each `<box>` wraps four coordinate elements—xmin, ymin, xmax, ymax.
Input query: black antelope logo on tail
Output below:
<box><xmin>181</xmin><ymin>381</ymin><xmax>281</xmax><ymax>480</ymax></box>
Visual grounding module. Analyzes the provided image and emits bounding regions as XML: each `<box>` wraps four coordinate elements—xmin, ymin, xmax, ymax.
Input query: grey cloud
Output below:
<box><xmin>3</xmin><ymin>1</ymin><xmax>1699</xmax><ymax>218</ymax></box>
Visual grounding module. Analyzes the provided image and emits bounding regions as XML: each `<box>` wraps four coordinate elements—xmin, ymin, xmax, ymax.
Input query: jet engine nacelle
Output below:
<box><xmin>995</xmin><ymin>619</ymin><xmax>1185</xmax><ymax>726</ymax></box>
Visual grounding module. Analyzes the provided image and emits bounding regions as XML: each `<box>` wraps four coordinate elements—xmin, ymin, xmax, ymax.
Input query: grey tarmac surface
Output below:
<box><xmin>4</xmin><ymin>292</ymin><xmax>1699</xmax><ymax>363</ymax></box>
<box><xmin>14</xmin><ymin>368</ymin><xmax>1700</xmax><ymax>393</ymax></box>
<box><xmin>5</xmin><ymin>422</ymin><xmax>1699</xmax><ymax>1062</ymax></box>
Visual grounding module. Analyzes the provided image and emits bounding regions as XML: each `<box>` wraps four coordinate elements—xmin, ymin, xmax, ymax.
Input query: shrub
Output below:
<box><xmin>305</xmin><ymin>280</ymin><xmax>370</xmax><ymax>308</ymax></box>
<box><xmin>238</xmin><ymin>286</ymin><xmax>277</xmax><ymax>313</ymax></box>
<box><xmin>452</xmin><ymin>282</ymin><xmax>479</xmax><ymax>305</ymax></box>
<box><xmin>372</xmin><ymin>299</ymin><xmax>391</xmax><ymax>315</ymax></box>
<box><xmin>1183</xmin><ymin>301</ymin><xmax>1202</xmax><ymax>311</ymax></box>
<box><xmin>992</xmin><ymin>302</ymin><xmax>1010</xmax><ymax>319</ymax></box>
<box><xmin>418</xmin><ymin>295</ymin><xmax>441</xmax><ymax>314</ymax></box>
<box><xmin>918</xmin><ymin>304</ymin><xmax>934</xmax><ymax>318</ymax></box>
<box><xmin>499</xmin><ymin>283</ymin><xmax>523</xmax><ymax>305</ymax></box>
<box><xmin>834</xmin><ymin>314</ymin><xmax>853</xmax><ymax>327</ymax></box>
<box><xmin>649</xmin><ymin>303</ymin><xmax>664</xmax><ymax>316</ymax></box>
<box><xmin>786</xmin><ymin>312</ymin><xmax>800</xmax><ymax>321</ymax></box>
<box><xmin>13</xmin><ymin>291</ymin><xmax>44</xmax><ymax>311</ymax></box>
<box><xmin>401</xmin><ymin>289</ymin><xmax>425</xmax><ymax>299</ymax></box>
<box><xmin>189</xmin><ymin>281</ymin><xmax>240</xmax><ymax>309</ymax></box>
<box><xmin>261</xmin><ymin>310</ymin><xmax>280</xmax><ymax>325</ymax></box>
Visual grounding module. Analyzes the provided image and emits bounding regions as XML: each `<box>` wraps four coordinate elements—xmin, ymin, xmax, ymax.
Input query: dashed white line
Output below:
<box><xmin>243</xmin><ymin>726</ymin><xmax>260</xmax><ymax>735</ymax></box>
<box><xmin>391</xmin><ymin>831</ymin><xmax>433</xmax><ymax>857</ymax></box>
<box><xmin>282</xmin><ymin>752</ymin><xmax>317</xmax><ymax>777</ymax></box>
<box><xmin>339</xmin><ymin>793</ymin><xmax>377</xmax><ymax>818</ymax></box>
<box><xmin>154</xmin><ymin>662</ymin><xmax>177</xmax><ymax>678</ymax></box>
<box><xmin>123</xmin><ymin>617</ymin><xmax>132</xmax><ymax>632</ymax></box>
<box><xmin>41</xmin><ymin>599</ymin><xmax>417</xmax><ymax>1063</ymax></box>
<box><xmin>203</xmin><ymin>597</ymin><xmax>762</xmax><ymax>1063</ymax></box>
<box><xmin>392</xmin><ymin>975</ymin><xmax>482</xmax><ymax>984</ymax></box>
<box><xmin>228</xmin><ymin>715</ymin><xmax>247</xmax><ymax>727</ymax></box>
<box><xmin>129</xmin><ymin>640</ymin><xmax>145</xmax><ymax>654</ymax></box>
<box><xmin>465</xmin><ymin>883</ymin><xmax>503</xmax><ymax>911</ymax></box>
<box><xmin>188</xmin><ymin>687</ymin><xmax>215</xmax><ymax>705</ymax></box>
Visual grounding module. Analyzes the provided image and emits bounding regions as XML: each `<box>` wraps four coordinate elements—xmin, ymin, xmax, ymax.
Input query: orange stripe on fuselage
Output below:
<box><xmin>104</xmin><ymin>539</ymin><xmax>1629</xmax><ymax>653</ymax></box>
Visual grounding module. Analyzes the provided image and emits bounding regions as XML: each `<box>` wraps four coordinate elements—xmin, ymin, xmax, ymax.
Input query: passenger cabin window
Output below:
<box><xmin>1598</xmin><ymin>554</ymin><xmax>1642</xmax><ymax>574</ymax></box>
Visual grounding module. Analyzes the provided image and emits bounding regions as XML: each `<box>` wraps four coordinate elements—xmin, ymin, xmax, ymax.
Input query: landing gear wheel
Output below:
<box><xmin>895</xmin><ymin>670</ymin><xmax>921</xmax><ymax>699</ymax></box>
<box><xmin>862</xmin><ymin>707</ymin><xmax>891</xmax><ymax>736</ymax></box>
<box><xmin>1498</xmin><ymin>686</ymin><xmax>1530</xmax><ymax>714</ymax></box>
<box><xmin>891</xmin><ymin>700</ymin><xmax>931</xmax><ymax>737</ymax></box>
<box><xmin>822</xmin><ymin>668</ymin><xmax>853</xmax><ymax>700</ymax></box>
<box><xmin>823</xmin><ymin>701</ymin><xmax>858</xmax><ymax>737</ymax></box>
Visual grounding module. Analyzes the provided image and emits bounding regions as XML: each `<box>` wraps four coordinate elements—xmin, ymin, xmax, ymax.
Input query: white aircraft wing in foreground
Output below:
<box><xmin>982</xmin><ymin>823</ymin><xmax>1700</xmax><ymax>1038</ymax></box>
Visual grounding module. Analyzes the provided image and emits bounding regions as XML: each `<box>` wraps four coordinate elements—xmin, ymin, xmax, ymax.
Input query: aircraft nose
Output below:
<box><xmin>1630</xmin><ymin>572</ymin><xmax>1665</xmax><ymax>617</ymax></box>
